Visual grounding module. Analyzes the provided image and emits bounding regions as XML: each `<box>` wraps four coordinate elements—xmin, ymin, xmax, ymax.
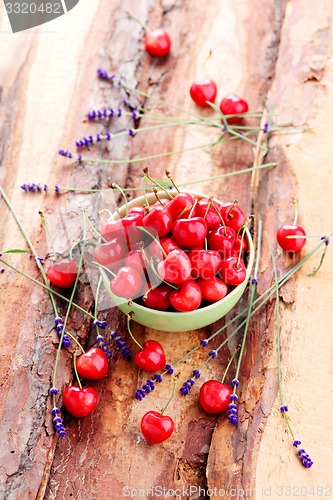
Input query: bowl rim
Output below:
<box><xmin>102</xmin><ymin>189</ymin><xmax>254</xmax><ymax>319</ymax></box>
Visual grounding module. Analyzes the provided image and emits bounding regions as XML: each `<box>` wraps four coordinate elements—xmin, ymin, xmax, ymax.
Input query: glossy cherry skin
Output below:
<box><xmin>220</xmin><ymin>202</ymin><xmax>247</xmax><ymax>232</ymax></box>
<box><xmin>144</xmin><ymin>29</ymin><xmax>171</xmax><ymax>57</ymax></box>
<box><xmin>94</xmin><ymin>238</ymin><xmax>127</xmax><ymax>270</ymax></box>
<box><xmin>169</xmin><ymin>279</ymin><xmax>202</xmax><ymax>312</ymax></box>
<box><xmin>172</xmin><ymin>217</ymin><xmax>208</xmax><ymax>249</ymax></box>
<box><xmin>157</xmin><ymin>248</ymin><xmax>192</xmax><ymax>284</ymax></box>
<box><xmin>189</xmin><ymin>248</ymin><xmax>221</xmax><ymax>279</ymax></box>
<box><xmin>166</xmin><ymin>192</ymin><xmax>196</xmax><ymax>220</ymax></box>
<box><xmin>110</xmin><ymin>266</ymin><xmax>144</xmax><ymax>299</ymax></box>
<box><xmin>219</xmin><ymin>256</ymin><xmax>247</xmax><ymax>286</ymax></box>
<box><xmin>124</xmin><ymin>250</ymin><xmax>147</xmax><ymax>274</ymax></box>
<box><xmin>190</xmin><ymin>79</ymin><xmax>217</xmax><ymax>107</ymax></box>
<box><xmin>141</xmin><ymin>411</ymin><xmax>174</xmax><ymax>443</ymax></box>
<box><xmin>143</xmin><ymin>206</ymin><xmax>173</xmax><ymax>238</ymax></box>
<box><xmin>62</xmin><ymin>386</ymin><xmax>98</xmax><ymax>418</ymax></box>
<box><xmin>76</xmin><ymin>347</ymin><xmax>109</xmax><ymax>380</ymax></box>
<box><xmin>143</xmin><ymin>284</ymin><xmax>172</xmax><ymax>311</ymax></box>
<box><xmin>197</xmin><ymin>276</ymin><xmax>228</xmax><ymax>302</ymax></box>
<box><xmin>47</xmin><ymin>258</ymin><xmax>78</xmax><ymax>288</ymax></box>
<box><xmin>195</xmin><ymin>198</ymin><xmax>222</xmax><ymax>230</ymax></box>
<box><xmin>277</xmin><ymin>225</ymin><xmax>306</xmax><ymax>252</ymax></box>
<box><xmin>159</xmin><ymin>236</ymin><xmax>181</xmax><ymax>255</ymax></box>
<box><xmin>134</xmin><ymin>340</ymin><xmax>166</xmax><ymax>372</ymax></box>
<box><xmin>207</xmin><ymin>226</ymin><xmax>236</xmax><ymax>258</ymax></box>
<box><xmin>128</xmin><ymin>206</ymin><xmax>146</xmax><ymax>218</ymax></box>
<box><xmin>199</xmin><ymin>380</ymin><xmax>232</xmax><ymax>414</ymax></box>
<box><xmin>219</xmin><ymin>94</ymin><xmax>249</xmax><ymax>124</ymax></box>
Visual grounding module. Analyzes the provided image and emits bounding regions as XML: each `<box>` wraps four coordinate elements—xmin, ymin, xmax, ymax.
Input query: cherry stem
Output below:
<box><xmin>292</xmin><ymin>198</ymin><xmax>299</xmax><ymax>226</ymax></box>
<box><xmin>211</xmin><ymin>202</ymin><xmax>226</xmax><ymax>235</ymax></box>
<box><xmin>126</xmin><ymin>313</ymin><xmax>143</xmax><ymax>350</ymax></box>
<box><xmin>73</xmin><ymin>352</ymin><xmax>83</xmax><ymax>389</ymax></box>
<box><xmin>176</xmin><ymin>205</ymin><xmax>190</xmax><ymax>219</ymax></box>
<box><xmin>93</xmin><ymin>261</ymin><xmax>117</xmax><ymax>278</ymax></box>
<box><xmin>143</xmin><ymin>168</ymin><xmax>174</xmax><ymax>199</ymax></box>
<box><xmin>126</xmin><ymin>10</ymin><xmax>150</xmax><ymax>33</ymax></box>
<box><xmin>138</xmin><ymin>226</ymin><xmax>167</xmax><ymax>258</ymax></box>
<box><xmin>160</xmin><ymin>380</ymin><xmax>177</xmax><ymax>415</ymax></box>
<box><xmin>152</xmin><ymin>188</ymin><xmax>165</xmax><ymax>206</ymax></box>
<box><xmin>221</xmin><ymin>344</ymin><xmax>241</xmax><ymax>384</ymax></box>
<box><xmin>236</xmin><ymin>216</ymin><xmax>253</xmax><ymax>268</ymax></box>
<box><xmin>188</xmin><ymin>199</ymin><xmax>198</xmax><ymax>219</ymax></box>
<box><xmin>112</xmin><ymin>183</ymin><xmax>129</xmax><ymax>216</ymax></box>
<box><xmin>99</xmin><ymin>208</ymin><xmax>114</xmax><ymax>220</ymax></box>
<box><xmin>228</xmin><ymin>200</ymin><xmax>238</xmax><ymax>219</ymax></box>
<box><xmin>165</xmin><ymin>170</ymin><xmax>180</xmax><ymax>192</ymax></box>
<box><xmin>84</xmin><ymin>210</ymin><xmax>107</xmax><ymax>242</ymax></box>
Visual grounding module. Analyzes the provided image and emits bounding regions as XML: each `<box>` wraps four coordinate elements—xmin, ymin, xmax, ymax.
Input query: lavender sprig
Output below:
<box><xmin>51</xmin><ymin>407</ymin><xmax>66</xmax><ymax>438</ymax></box>
<box><xmin>135</xmin><ymin>375</ymin><xmax>163</xmax><ymax>401</ymax></box>
<box><xmin>110</xmin><ymin>330</ymin><xmax>132</xmax><ymax>360</ymax></box>
<box><xmin>267</xmin><ymin>231</ymin><xmax>314</xmax><ymax>468</ymax></box>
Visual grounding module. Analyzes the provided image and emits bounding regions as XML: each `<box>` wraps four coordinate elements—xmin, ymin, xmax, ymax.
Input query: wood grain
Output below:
<box><xmin>0</xmin><ymin>0</ymin><xmax>332</xmax><ymax>499</ymax></box>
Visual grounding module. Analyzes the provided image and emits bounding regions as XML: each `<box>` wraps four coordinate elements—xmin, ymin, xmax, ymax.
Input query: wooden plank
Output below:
<box><xmin>0</xmin><ymin>0</ymin><xmax>332</xmax><ymax>498</ymax></box>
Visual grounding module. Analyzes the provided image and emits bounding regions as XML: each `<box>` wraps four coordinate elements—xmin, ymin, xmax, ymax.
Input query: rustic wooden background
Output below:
<box><xmin>1</xmin><ymin>0</ymin><xmax>333</xmax><ymax>499</ymax></box>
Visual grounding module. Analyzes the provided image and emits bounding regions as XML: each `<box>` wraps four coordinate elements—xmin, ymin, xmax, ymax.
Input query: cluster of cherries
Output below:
<box><xmin>94</xmin><ymin>187</ymin><xmax>250</xmax><ymax>313</ymax></box>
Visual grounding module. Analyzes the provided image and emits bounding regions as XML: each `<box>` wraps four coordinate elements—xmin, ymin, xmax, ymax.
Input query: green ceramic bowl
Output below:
<box><xmin>101</xmin><ymin>190</ymin><xmax>254</xmax><ymax>332</ymax></box>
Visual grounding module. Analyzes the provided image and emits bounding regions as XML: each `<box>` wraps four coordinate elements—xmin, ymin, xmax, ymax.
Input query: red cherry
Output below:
<box><xmin>169</xmin><ymin>279</ymin><xmax>202</xmax><ymax>312</ymax></box>
<box><xmin>47</xmin><ymin>258</ymin><xmax>78</xmax><ymax>288</ymax></box>
<box><xmin>100</xmin><ymin>219</ymin><xmax>121</xmax><ymax>242</ymax></box>
<box><xmin>134</xmin><ymin>340</ymin><xmax>166</xmax><ymax>372</ymax></box>
<box><xmin>172</xmin><ymin>217</ymin><xmax>208</xmax><ymax>248</ymax></box>
<box><xmin>157</xmin><ymin>248</ymin><xmax>192</xmax><ymax>284</ymax></box>
<box><xmin>166</xmin><ymin>192</ymin><xmax>196</xmax><ymax>220</ymax></box>
<box><xmin>143</xmin><ymin>206</ymin><xmax>173</xmax><ymax>238</ymax></box>
<box><xmin>110</xmin><ymin>266</ymin><xmax>144</xmax><ymax>299</ymax></box>
<box><xmin>143</xmin><ymin>284</ymin><xmax>172</xmax><ymax>311</ymax></box>
<box><xmin>197</xmin><ymin>276</ymin><xmax>228</xmax><ymax>302</ymax></box>
<box><xmin>62</xmin><ymin>386</ymin><xmax>98</xmax><ymax>418</ymax></box>
<box><xmin>219</xmin><ymin>256</ymin><xmax>247</xmax><ymax>286</ymax></box>
<box><xmin>277</xmin><ymin>225</ymin><xmax>306</xmax><ymax>252</ymax></box>
<box><xmin>190</xmin><ymin>79</ymin><xmax>218</xmax><ymax>107</ymax></box>
<box><xmin>76</xmin><ymin>347</ymin><xmax>109</xmax><ymax>380</ymax></box>
<box><xmin>220</xmin><ymin>202</ymin><xmax>247</xmax><ymax>232</ymax></box>
<box><xmin>144</xmin><ymin>29</ymin><xmax>171</xmax><ymax>57</ymax></box>
<box><xmin>124</xmin><ymin>250</ymin><xmax>147</xmax><ymax>274</ymax></box>
<box><xmin>128</xmin><ymin>206</ymin><xmax>146</xmax><ymax>218</ymax></box>
<box><xmin>159</xmin><ymin>236</ymin><xmax>181</xmax><ymax>255</ymax></box>
<box><xmin>207</xmin><ymin>226</ymin><xmax>236</xmax><ymax>258</ymax></box>
<box><xmin>219</xmin><ymin>94</ymin><xmax>249</xmax><ymax>124</ymax></box>
<box><xmin>195</xmin><ymin>198</ymin><xmax>222</xmax><ymax>230</ymax></box>
<box><xmin>94</xmin><ymin>238</ymin><xmax>126</xmax><ymax>270</ymax></box>
<box><xmin>189</xmin><ymin>248</ymin><xmax>221</xmax><ymax>279</ymax></box>
<box><xmin>141</xmin><ymin>410</ymin><xmax>174</xmax><ymax>443</ymax></box>
<box><xmin>199</xmin><ymin>380</ymin><xmax>232</xmax><ymax>414</ymax></box>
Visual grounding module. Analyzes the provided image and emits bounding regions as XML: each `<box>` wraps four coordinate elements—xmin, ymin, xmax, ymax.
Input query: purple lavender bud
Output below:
<box><xmin>193</xmin><ymin>369</ymin><xmax>200</xmax><ymax>378</ymax></box>
<box><xmin>21</xmin><ymin>184</ymin><xmax>28</xmax><ymax>191</ymax></box>
<box><xmin>128</xmin><ymin>128</ymin><xmax>135</xmax><ymax>137</ymax></box>
<box><xmin>200</xmin><ymin>339</ymin><xmax>208</xmax><ymax>347</ymax></box>
<box><xmin>146</xmin><ymin>379</ymin><xmax>155</xmax><ymax>390</ymax></box>
<box><xmin>232</xmin><ymin>378</ymin><xmax>240</xmax><ymax>387</ymax></box>
<box><xmin>43</xmin><ymin>184</ymin><xmax>48</xmax><ymax>192</ymax></box>
<box><xmin>49</xmin><ymin>387</ymin><xmax>59</xmax><ymax>395</ymax></box>
<box><xmin>117</xmin><ymin>108</ymin><xmax>122</xmax><ymax>118</ymax></box>
<box><xmin>280</xmin><ymin>405</ymin><xmax>288</xmax><ymax>413</ymax></box>
<box><xmin>263</xmin><ymin>123</ymin><xmax>269</xmax><ymax>133</ymax></box>
<box><xmin>251</xmin><ymin>277</ymin><xmax>258</xmax><ymax>285</ymax></box>
<box><xmin>321</xmin><ymin>235</ymin><xmax>329</xmax><ymax>246</ymax></box>
<box><xmin>51</xmin><ymin>407</ymin><xmax>60</xmax><ymax>416</ymax></box>
<box><xmin>77</xmin><ymin>155</ymin><xmax>83</xmax><ymax>163</ymax></box>
<box><xmin>229</xmin><ymin>394</ymin><xmax>238</xmax><ymax>402</ymax></box>
<box><xmin>209</xmin><ymin>350</ymin><xmax>217</xmax><ymax>359</ymax></box>
<box><xmin>154</xmin><ymin>374</ymin><xmax>163</xmax><ymax>383</ymax></box>
<box><xmin>165</xmin><ymin>364</ymin><xmax>174</xmax><ymax>374</ymax></box>
<box><xmin>293</xmin><ymin>440</ymin><xmax>302</xmax><ymax>447</ymax></box>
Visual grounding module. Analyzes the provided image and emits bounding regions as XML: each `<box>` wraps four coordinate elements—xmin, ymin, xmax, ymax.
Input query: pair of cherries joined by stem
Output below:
<box><xmin>190</xmin><ymin>80</ymin><xmax>248</xmax><ymax>123</ymax></box>
<box><xmin>102</xmin><ymin>185</ymin><xmax>249</xmax><ymax>312</ymax></box>
<box><xmin>62</xmin><ymin>347</ymin><xmax>109</xmax><ymax>418</ymax></box>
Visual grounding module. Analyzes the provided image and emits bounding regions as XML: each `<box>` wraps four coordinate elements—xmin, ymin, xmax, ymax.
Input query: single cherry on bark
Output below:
<box><xmin>141</xmin><ymin>382</ymin><xmax>176</xmax><ymax>444</ymax></box>
<box><xmin>127</xmin><ymin>314</ymin><xmax>166</xmax><ymax>372</ymax></box>
<box><xmin>190</xmin><ymin>79</ymin><xmax>217</xmax><ymax>107</ymax></box>
<box><xmin>47</xmin><ymin>258</ymin><xmax>78</xmax><ymax>288</ymax></box>
<box><xmin>76</xmin><ymin>347</ymin><xmax>109</xmax><ymax>380</ymax></box>
<box><xmin>277</xmin><ymin>199</ymin><xmax>306</xmax><ymax>252</ymax></box>
<box><xmin>219</xmin><ymin>93</ymin><xmax>249</xmax><ymax>124</ymax></box>
<box><xmin>127</xmin><ymin>11</ymin><xmax>171</xmax><ymax>57</ymax></box>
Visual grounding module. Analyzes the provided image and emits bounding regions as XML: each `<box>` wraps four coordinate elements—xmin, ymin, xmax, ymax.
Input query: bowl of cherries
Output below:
<box><xmin>96</xmin><ymin>189</ymin><xmax>254</xmax><ymax>332</ymax></box>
